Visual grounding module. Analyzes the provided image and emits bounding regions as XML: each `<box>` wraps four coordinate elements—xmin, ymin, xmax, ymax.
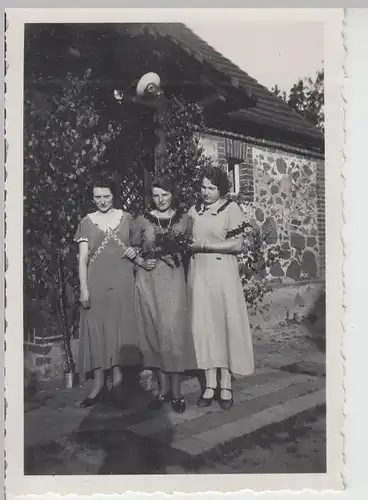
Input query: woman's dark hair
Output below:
<box><xmin>91</xmin><ymin>177</ymin><xmax>119</xmax><ymax>199</ymax></box>
<box><xmin>201</xmin><ymin>166</ymin><xmax>229</xmax><ymax>197</ymax></box>
<box><xmin>89</xmin><ymin>176</ymin><xmax>123</xmax><ymax>209</ymax></box>
<box><xmin>150</xmin><ymin>175</ymin><xmax>180</xmax><ymax>209</ymax></box>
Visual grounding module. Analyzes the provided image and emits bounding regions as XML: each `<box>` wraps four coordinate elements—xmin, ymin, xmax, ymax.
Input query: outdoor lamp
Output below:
<box><xmin>113</xmin><ymin>72</ymin><xmax>164</xmax><ymax>104</ymax></box>
<box><xmin>136</xmin><ymin>72</ymin><xmax>163</xmax><ymax>99</ymax></box>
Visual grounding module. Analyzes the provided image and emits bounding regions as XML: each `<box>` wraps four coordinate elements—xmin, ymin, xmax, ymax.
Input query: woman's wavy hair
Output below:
<box><xmin>200</xmin><ymin>166</ymin><xmax>230</xmax><ymax>197</ymax></box>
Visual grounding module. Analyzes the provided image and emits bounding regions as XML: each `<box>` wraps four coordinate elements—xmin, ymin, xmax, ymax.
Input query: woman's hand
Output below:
<box><xmin>141</xmin><ymin>259</ymin><xmax>157</xmax><ymax>271</ymax></box>
<box><xmin>123</xmin><ymin>246</ymin><xmax>138</xmax><ymax>260</ymax></box>
<box><xmin>160</xmin><ymin>255</ymin><xmax>177</xmax><ymax>268</ymax></box>
<box><xmin>80</xmin><ymin>288</ymin><xmax>91</xmax><ymax>309</ymax></box>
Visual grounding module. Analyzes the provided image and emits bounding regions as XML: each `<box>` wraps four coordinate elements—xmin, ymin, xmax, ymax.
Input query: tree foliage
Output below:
<box><xmin>154</xmin><ymin>96</ymin><xmax>213</xmax><ymax>210</ymax></box>
<box><xmin>229</xmin><ymin>194</ymin><xmax>280</xmax><ymax>311</ymax></box>
<box><xmin>272</xmin><ymin>68</ymin><xmax>324</xmax><ymax>131</ymax></box>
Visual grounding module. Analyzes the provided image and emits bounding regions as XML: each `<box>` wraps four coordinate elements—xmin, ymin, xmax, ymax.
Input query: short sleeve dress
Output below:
<box><xmin>74</xmin><ymin>210</ymin><xmax>140</xmax><ymax>381</ymax></box>
<box><xmin>187</xmin><ymin>200</ymin><xmax>254</xmax><ymax>377</ymax></box>
<box><xmin>131</xmin><ymin>211</ymin><xmax>197</xmax><ymax>373</ymax></box>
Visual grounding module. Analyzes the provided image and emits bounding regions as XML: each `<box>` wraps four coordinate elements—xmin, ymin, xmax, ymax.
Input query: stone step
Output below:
<box><xmin>124</xmin><ymin>373</ymin><xmax>323</xmax><ymax>438</ymax></box>
<box><xmin>74</xmin><ymin>369</ymin><xmax>292</xmax><ymax>433</ymax></box>
<box><xmin>171</xmin><ymin>388</ymin><xmax>326</xmax><ymax>456</ymax></box>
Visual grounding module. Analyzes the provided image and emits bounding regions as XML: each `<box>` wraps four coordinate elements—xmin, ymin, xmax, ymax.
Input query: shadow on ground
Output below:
<box><xmin>25</xmin><ymin>402</ymin><xmax>326</xmax><ymax>475</ymax></box>
<box><xmin>25</xmin><ymin>369</ymin><xmax>189</xmax><ymax>475</ymax></box>
<box><xmin>303</xmin><ymin>287</ymin><xmax>326</xmax><ymax>353</ymax></box>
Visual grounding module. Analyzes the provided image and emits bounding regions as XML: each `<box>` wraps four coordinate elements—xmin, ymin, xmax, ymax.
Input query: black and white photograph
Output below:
<box><xmin>5</xmin><ymin>7</ymin><xmax>344</xmax><ymax>495</ymax></box>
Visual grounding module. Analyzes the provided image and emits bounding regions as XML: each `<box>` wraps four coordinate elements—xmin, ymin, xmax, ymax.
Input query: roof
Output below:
<box><xmin>24</xmin><ymin>23</ymin><xmax>323</xmax><ymax>151</ymax></box>
<box><xmin>139</xmin><ymin>23</ymin><xmax>323</xmax><ymax>147</ymax></box>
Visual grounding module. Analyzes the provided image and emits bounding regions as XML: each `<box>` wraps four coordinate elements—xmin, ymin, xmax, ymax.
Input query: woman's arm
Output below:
<box><xmin>192</xmin><ymin>236</ymin><xmax>244</xmax><ymax>255</ymax></box>
<box><xmin>78</xmin><ymin>241</ymin><xmax>90</xmax><ymax>307</ymax></box>
<box><xmin>192</xmin><ymin>202</ymin><xmax>246</xmax><ymax>255</ymax></box>
<box><xmin>78</xmin><ymin>241</ymin><xmax>88</xmax><ymax>289</ymax></box>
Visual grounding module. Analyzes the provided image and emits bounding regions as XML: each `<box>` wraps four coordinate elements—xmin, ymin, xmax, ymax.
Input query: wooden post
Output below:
<box><xmin>154</xmin><ymin>98</ymin><xmax>168</xmax><ymax>173</ymax></box>
<box><xmin>143</xmin><ymin>168</ymin><xmax>152</xmax><ymax>209</ymax></box>
<box><xmin>116</xmin><ymin>93</ymin><xmax>167</xmax><ymax>208</ymax></box>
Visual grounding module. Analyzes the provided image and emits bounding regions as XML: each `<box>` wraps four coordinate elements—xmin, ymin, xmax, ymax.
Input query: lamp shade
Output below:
<box><xmin>136</xmin><ymin>72</ymin><xmax>162</xmax><ymax>98</ymax></box>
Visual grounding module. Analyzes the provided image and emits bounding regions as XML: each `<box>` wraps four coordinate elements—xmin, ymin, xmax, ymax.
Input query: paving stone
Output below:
<box><xmin>168</xmin><ymin>377</ymin><xmax>324</xmax><ymax>441</ymax></box>
<box><xmin>178</xmin><ymin>372</ymin><xmax>290</xmax><ymax>407</ymax></box>
<box><xmin>238</xmin><ymin>373</ymin><xmax>315</xmax><ymax>399</ymax></box>
<box><xmin>180</xmin><ymin>369</ymin><xmax>282</xmax><ymax>398</ymax></box>
<box><xmin>126</xmin><ymin>404</ymin><xmax>214</xmax><ymax>436</ymax></box>
<box><xmin>77</xmin><ymin>415</ymin><xmax>136</xmax><ymax>433</ymax></box>
<box><xmin>149</xmin><ymin>427</ymin><xmax>187</xmax><ymax>444</ymax></box>
<box><xmin>184</xmin><ymin>390</ymin><xmax>204</xmax><ymax>407</ymax></box>
<box><xmin>127</xmin><ymin>418</ymin><xmax>175</xmax><ymax>437</ymax></box>
<box><xmin>171</xmin><ymin>436</ymin><xmax>212</xmax><ymax>455</ymax></box>
<box><xmin>232</xmin><ymin>369</ymin><xmax>286</xmax><ymax>389</ymax></box>
<box><xmin>25</xmin><ymin>406</ymin><xmax>89</xmax><ymax>448</ymax></box>
<box><xmin>186</xmin><ymin>389</ymin><xmax>326</xmax><ymax>455</ymax></box>
<box><xmin>24</xmin><ymin>401</ymin><xmax>42</xmax><ymax>412</ymax></box>
<box><xmin>181</xmin><ymin>378</ymin><xmax>202</xmax><ymax>396</ymax></box>
<box><xmin>129</xmin><ymin>375</ymin><xmax>323</xmax><ymax>442</ymax></box>
<box><xmin>281</xmin><ymin>360</ymin><xmax>326</xmax><ymax>378</ymax></box>
<box><xmin>304</xmin><ymin>352</ymin><xmax>325</xmax><ymax>365</ymax></box>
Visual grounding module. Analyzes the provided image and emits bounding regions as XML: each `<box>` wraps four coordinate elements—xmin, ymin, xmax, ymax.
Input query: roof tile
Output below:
<box><xmin>141</xmin><ymin>23</ymin><xmax>323</xmax><ymax>146</ymax></box>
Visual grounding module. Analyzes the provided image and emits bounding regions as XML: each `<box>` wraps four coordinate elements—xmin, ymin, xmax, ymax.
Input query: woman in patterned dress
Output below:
<box><xmin>74</xmin><ymin>179</ymin><xmax>140</xmax><ymax>408</ymax></box>
<box><xmin>131</xmin><ymin>176</ymin><xmax>197</xmax><ymax>413</ymax></box>
<box><xmin>188</xmin><ymin>166</ymin><xmax>255</xmax><ymax>410</ymax></box>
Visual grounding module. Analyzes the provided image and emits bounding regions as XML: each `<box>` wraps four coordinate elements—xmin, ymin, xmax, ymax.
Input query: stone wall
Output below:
<box><xmin>24</xmin><ymin>341</ymin><xmax>65</xmax><ymax>391</ymax></box>
<box><xmin>200</xmin><ymin>132</ymin><xmax>325</xmax><ymax>283</ymax></box>
<box><xmin>251</xmin><ymin>146</ymin><xmax>319</xmax><ymax>281</ymax></box>
<box><xmin>24</xmin><ymin>338</ymin><xmax>80</xmax><ymax>391</ymax></box>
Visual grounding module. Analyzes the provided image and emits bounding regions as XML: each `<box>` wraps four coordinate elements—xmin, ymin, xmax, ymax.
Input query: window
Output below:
<box><xmin>227</xmin><ymin>158</ymin><xmax>241</xmax><ymax>194</ymax></box>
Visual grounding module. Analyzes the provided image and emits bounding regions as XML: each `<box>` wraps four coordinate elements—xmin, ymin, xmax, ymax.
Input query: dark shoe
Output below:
<box><xmin>80</xmin><ymin>386</ymin><xmax>108</xmax><ymax>408</ymax></box>
<box><xmin>147</xmin><ymin>392</ymin><xmax>171</xmax><ymax>410</ymax></box>
<box><xmin>218</xmin><ymin>388</ymin><xmax>233</xmax><ymax>410</ymax></box>
<box><xmin>197</xmin><ymin>387</ymin><xmax>216</xmax><ymax>408</ymax></box>
<box><xmin>171</xmin><ymin>396</ymin><xmax>186</xmax><ymax>413</ymax></box>
<box><xmin>109</xmin><ymin>384</ymin><xmax>126</xmax><ymax>409</ymax></box>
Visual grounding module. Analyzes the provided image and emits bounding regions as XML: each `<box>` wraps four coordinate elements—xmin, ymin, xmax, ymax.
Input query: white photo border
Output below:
<box><xmin>4</xmin><ymin>7</ymin><xmax>344</xmax><ymax>495</ymax></box>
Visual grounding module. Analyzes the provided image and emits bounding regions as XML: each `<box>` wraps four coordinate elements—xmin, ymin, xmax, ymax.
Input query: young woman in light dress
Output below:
<box><xmin>188</xmin><ymin>166</ymin><xmax>255</xmax><ymax>410</ymax></box>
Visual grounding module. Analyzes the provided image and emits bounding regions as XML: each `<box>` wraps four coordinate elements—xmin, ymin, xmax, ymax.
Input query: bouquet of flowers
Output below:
<box><xmin>141</xmin><ymin>230</ymin><xmax>193</xmax><ymax>267</ymax></box>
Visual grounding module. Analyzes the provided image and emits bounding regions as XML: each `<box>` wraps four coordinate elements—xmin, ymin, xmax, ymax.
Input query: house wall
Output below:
<box><xmin>200</xmin><ymin>132</ymin><xmax>325</xmax><ymax>283</ymax></box>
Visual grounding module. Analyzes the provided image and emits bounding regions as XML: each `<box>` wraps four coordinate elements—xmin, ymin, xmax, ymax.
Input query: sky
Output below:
<box><xmin>185</xmin><ymin>22</ymin><xmax>324</xmax><ymax>92</ymax></box>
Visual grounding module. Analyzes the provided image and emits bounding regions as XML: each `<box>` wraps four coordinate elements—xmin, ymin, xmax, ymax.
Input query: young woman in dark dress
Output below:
<box><xmin>131</xmin><ymin>176</ymin><xmax>197</xmax><ymax>413</ymax></box>
<box><xmin>74</xmin><ymin>179</ymin><xmax>140</xmax><ymax>408</ymax></box>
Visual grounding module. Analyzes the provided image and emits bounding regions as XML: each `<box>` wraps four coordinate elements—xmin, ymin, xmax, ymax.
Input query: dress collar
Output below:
<box><xmin>144</xmin><ymin>209</ymin><xmax>183</xmax><ymax>226</ymax></box>
<box><xmin>88</xmin><ymin>209</ymin><xmax>123</xmax><ymax>232</ymax></box>
<box><xmin>195</xmin><ymin>199</ymin><xmax>231</xmax><ymax>216</ymax></box>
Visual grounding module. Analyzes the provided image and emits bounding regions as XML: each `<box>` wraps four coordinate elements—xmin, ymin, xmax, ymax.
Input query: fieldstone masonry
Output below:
<box><xmin>252</xmin><ymin>146</ymin><xmax>319</xmax><ymax>281</ymax></box>
<box><xmin>201</xmin><ymin>133</ymin><xmax>325</xmax><ymax>282</ymax></box>
<box><xmin>25</xmin><ymin>342</ymin><xmax>65</xmax><ymax>391</ymax></box>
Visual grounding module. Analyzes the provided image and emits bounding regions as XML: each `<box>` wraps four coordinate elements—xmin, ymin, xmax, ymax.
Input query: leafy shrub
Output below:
<box><xmin>24</xmin><ymin>70</ymin><xmax>122</xmax><ymax>369</ymax></box>
<box><xmin>154</xmin><ymin>96</ymin><xmax>213</xmax><ymax>211</ymax></box>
